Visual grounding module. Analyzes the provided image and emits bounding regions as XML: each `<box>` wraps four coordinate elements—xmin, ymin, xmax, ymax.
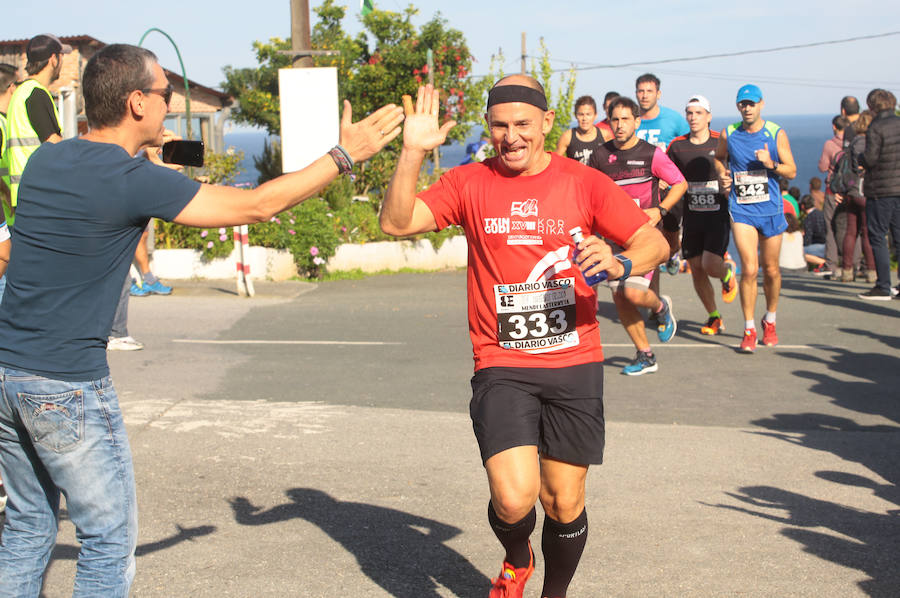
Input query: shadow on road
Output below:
<box><xmin>710</xmin><ymin>484</ymin><xmax>899</xmax><ymax>597</ymax></box>
<box><xmin>780</xmin><ymin>276</ymin><xmax>900</xmax><ymax>318</ymax></box>
<box><xmin>36</xmin><ymin>521</ymin><xmax>215</xmax><ymax>598</ymax></box>
<box><xmin>46</xmin><ymin>522</ymin><xmax>216</xmax><ymax>561</ymax></box>
<box><xmin>712</xmin><ymin>326</ymin><xmax>900</xmax><ymax>596</ymax></box>
<box><xmin>229</xmin><ymin>487</ymin><xmax>490</xmax><ymax>597</ymax></box>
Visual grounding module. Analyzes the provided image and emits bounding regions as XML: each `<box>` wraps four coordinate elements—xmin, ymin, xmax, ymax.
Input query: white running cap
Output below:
<box><xmin>685</xmin><ymin>95</ymin><xmax>711</xmax><ymax>113</ymax></box>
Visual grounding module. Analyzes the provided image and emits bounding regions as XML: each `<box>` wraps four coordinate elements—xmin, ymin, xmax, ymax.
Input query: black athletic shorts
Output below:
<box><xmin>661</xmin><ymin>201</ymin><xmax>683</xmax><ymax>233</ymax></box>
<box><xmin>469</xmin><ymin>362</ymin><xmax>605</xmax><ymax>465</ymax></box>
<box><xmin>681</xmin><ymin>216</ymin><xmax>731</xmax><ymax>260</ymax></box>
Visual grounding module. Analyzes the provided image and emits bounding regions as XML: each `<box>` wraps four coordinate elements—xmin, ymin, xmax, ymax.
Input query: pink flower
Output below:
<box><xmin>289</xmin><ymin>219</ymin><xmax>295</xmax><ymax>224</ymax></box>
<box><xmin>341</xmin><ymin>226</ymin><xmax>347</xmax><ymax>233</ymax></box>
<box><xmin>288</xmin><ymin>229</ymin><xmax>296</xmax><ymax>235</ymax></box>
<box><xmin>218</xmin><ymin>227</ymin><xmax>226</xmax><ymax>235</ymax></box>
<box><xmin>274</xmin><ymin>218</ymin><xmax>281</xmax><ymax>224</ymax></box>
<box><xmin>219</xmin><ymin>234</ymin><xmax>228</xmax><ymax>241</ymax></box>
<box><xmin>309</xmin><ymin>246</ymin><xmax>319</xmax><ymax>256</ymax></box>
<box><xmin>200</xmin><ymin>230</ymin><xmax>208</xmax><ymax>238</ymax></box>
<box><xmin>206</xmin><ymin>241</ymin><xmax>214</xmax><ymax>249</ymax></box>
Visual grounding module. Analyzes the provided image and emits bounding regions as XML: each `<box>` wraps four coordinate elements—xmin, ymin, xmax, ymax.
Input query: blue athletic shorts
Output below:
<box><xmin>730</xmin><ymin>211</ymin><xmax>787</xmax><ymax>238</ymax></box>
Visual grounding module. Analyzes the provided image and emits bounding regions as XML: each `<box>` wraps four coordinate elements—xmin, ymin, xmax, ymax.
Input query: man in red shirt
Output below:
<box><xmin>381</xmin><ymin>78</ymin><xmax>667</xmax><ymax>598</ymax></box>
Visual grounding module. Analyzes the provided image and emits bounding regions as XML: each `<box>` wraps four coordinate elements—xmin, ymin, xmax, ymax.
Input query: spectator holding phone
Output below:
<box><xmin>0</xmin><ymin>44</ymin><xmax>403</xmax><ymax>595</ymax></box>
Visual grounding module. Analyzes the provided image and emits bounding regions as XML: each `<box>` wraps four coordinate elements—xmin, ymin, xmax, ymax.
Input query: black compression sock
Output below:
<box><xmin>488</xmin><ymin>501</ymin><xmax>536</xmax><ymax>569</ymax></box>
<box><xmin>541</xmin><ymin>509</ymin><xmax>588</xmax><ymax>597</ymax></box>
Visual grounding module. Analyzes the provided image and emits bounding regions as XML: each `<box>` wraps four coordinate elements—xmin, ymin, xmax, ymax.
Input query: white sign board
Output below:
<box><xmin>278</xmin><ymin>67</ymin><xmax>339</xmax><ymax>173</ymax></box>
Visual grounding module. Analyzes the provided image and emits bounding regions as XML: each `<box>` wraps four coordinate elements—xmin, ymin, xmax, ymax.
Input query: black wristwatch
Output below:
<box><xmin>613</xmin><ymin>254</ymin><xmax>632</xmax><ymax>280</ymax></box>
<box><xmin>657</xmin><ymin>205</ymin><xmax>669</xmax><ymax>217</ymax></box>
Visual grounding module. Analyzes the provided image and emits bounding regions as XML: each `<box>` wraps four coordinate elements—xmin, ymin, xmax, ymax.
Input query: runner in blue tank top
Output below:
<box><xmin>714</xmin><ymin>84</ymin><xmax>797</xmax><ymax>353</ymax></box>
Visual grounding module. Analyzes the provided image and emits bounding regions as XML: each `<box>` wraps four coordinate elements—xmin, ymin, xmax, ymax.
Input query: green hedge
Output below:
<box><xmin>153</xmin><ymin>151</ymin><xmax>463</xmax><ymax>278</ymax></box>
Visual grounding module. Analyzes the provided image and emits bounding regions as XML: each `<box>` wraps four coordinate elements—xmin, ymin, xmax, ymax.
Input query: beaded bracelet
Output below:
<box><xmin>328</xmin><ymin>144</ymin><xmax>354</xmax><ymax>175</ymax></box>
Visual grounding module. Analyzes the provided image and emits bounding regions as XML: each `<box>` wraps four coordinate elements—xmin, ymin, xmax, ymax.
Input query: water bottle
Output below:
<box><xmin>569</xmin><ymin>227</ymin><xmax>608</xmax><ymax>286</ymax></box>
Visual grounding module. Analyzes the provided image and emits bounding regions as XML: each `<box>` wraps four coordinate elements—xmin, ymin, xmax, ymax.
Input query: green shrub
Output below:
<box><xmin>248</xmin><ymin>198</ymin><xmax>341</xmax><ymax>278</ymax></box>
<box><xmin>155</xmin><ymin>221</ymin><xmax>236</xmax><ymax>261</ymax></box>
<box><xmin>334</xmin><ymin>200</ymin><xmax>389</xmax><ymax>244</ymax></box>
<box><xmin>322</xmin><ymin>175</ymin><xmax>355</xmax><ymax>211</ymax></box>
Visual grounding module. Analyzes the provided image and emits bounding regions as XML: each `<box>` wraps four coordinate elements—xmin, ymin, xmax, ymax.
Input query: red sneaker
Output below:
<box><xmin>740</xmin><ymin>328</ymin><xmax>757</xmax><ymax>353</ymax></box>
<box><xmin>762</xmin><ymin>319</ymin><xmax>778</xmax><ymax>346</ymax></box>
<box><xmin>489</xmin><ymin>542</ymin><xmax>534</xmax><ymax>598</ymax></box>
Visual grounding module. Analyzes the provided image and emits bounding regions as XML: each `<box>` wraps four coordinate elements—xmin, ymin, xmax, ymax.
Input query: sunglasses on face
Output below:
<box><xmin>738</xmin><ymin>100</ymin><xmax>757</xmax><ymax>108</ymax></box>
<box><xmin>141</xmin><ymin>83</ymin><xmax>174</xmax><ymax>106</ymax></box>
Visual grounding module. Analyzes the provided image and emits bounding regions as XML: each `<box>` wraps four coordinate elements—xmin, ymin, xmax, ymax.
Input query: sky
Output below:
<box><xmin>4</xmin><ymin>0</ymin><xmax>900</xmax><ymax>128</ymax></box>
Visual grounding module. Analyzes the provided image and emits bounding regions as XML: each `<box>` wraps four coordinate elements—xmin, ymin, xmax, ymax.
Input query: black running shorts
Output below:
<box><xmin>469</xmin><ymin>362</ymin><xmax>605</xmax><ymax>465</ymax></box>
<box><xmin>681</xmin><ymin>216</ymin><xmax>731</xmax><ymax>260</ymax></box>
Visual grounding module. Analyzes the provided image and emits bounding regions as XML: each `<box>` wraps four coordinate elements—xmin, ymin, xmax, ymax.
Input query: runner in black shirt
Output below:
<box><xmin>555</xmin><ymin>95</ymin><xmax>609</xmax><ymax>164</ymax></box>
<box><xmin>667</xmin><ymin>95</ymin><xmax>737</xmax><ymax>335</ymax></box>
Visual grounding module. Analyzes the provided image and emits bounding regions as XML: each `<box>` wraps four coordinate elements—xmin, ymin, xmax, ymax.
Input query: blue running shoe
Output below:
<box><xmin>665</xmin><ymin>255</ymin><xmax>680</xmax><ymax>275</ymax></box>
<box><xmin>143</xmin><ymin>280</ymin><xmax>173</xmax><ymax>295</ymax></box>
<box><xmin>655</xmin><ymin>294</ymin><xmax>677</xmax><ymax>342</ymax></box>
<box><xmin>130</xmin><ymin>282</ymin><xmax>150</xmax><ymax>297</ymax></box>
<box><xmin>622</xmin><ymin>350</ymin><xmax>658</xmax><ymax>376</ymax></box>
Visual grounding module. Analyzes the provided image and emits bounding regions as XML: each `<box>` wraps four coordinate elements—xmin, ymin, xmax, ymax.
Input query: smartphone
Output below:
<box><xmin>162</xmin><ymin>140</ymin><xmax>205</xmax><ymax>167</ymax></box>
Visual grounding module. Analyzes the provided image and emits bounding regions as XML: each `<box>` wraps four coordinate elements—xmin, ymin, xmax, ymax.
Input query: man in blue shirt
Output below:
<box><xmin>635</xmin><ymin>73</ymin><xmax>689</xmax><ymax>150</ymax></box>
<box><xmin>635</xmin><ymin>73</ymin><xmax>690</xmax><ymax>275</ymax></box>
<box><xmin>0</xmin><ymin>44</ymin><xmax>404</xmax><ymax>596</ymax></box>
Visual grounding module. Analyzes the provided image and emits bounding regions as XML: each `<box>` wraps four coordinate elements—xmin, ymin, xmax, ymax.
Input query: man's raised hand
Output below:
<box><xmin>402</xmin><ymin>85</ymin><xmax>457</xmax><ymax>154</ymax></box>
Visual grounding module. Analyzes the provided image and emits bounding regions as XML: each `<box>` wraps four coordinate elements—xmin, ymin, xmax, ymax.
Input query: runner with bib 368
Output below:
<box><xmin>667</xmin><ymin>95</ymin><xmax>737</xmax><ymax>336</ymax></box>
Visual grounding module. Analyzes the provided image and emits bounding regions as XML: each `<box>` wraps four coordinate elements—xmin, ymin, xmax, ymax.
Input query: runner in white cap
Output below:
<box><xmin>667</xmin><ymin>95</ymin><xmax>737</xmax><ymax>336</ymax></box>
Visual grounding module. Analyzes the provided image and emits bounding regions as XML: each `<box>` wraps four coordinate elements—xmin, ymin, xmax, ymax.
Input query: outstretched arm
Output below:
<box><xmin>173</xmin><ymin>101</ymin><xmax>404</xmax><ymax>228</ymax></box>
<box><xmin>380</xmin><ymin>85</ymin><xmax>456</xmax><ymax>237</ymax></box>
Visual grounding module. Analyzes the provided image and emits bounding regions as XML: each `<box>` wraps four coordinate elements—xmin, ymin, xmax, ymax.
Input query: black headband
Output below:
<box><xmin>487</xmin><ymin>85</ymin><xmax>548</xmax><ymax>111</ymax></box>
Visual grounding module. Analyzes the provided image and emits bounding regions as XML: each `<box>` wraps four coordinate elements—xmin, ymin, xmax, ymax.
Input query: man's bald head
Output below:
<box><xmin>487</xmin><ymin>75</ymin><xmax>549</xmax><ymax>113</ymax></box>
<box><xmin>492</xmin><ymin>74</ymin><xmax>546</xmax><ymax>96</ymax></box>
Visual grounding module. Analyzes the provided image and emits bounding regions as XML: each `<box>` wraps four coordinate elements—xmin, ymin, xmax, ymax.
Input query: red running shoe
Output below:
<box><xmin>762</xmin><ymin>319</ymin><xmax>778</xmax><ymax>346</ymax></box>
<box><xmin>489</xmin><ymin>542</ymin><xmax>534</xmax><ymax>598</ymax></box>
<box><xmin>740</xmin><ymin>328</ymin><xmax>757</xmax><ymax>353</ymax></box>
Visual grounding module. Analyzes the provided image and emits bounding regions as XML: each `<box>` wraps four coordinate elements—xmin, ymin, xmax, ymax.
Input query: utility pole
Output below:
<box><xmin>427</xmin><ymin>48</ymin><xmax>440</xmax><ymax>171</ymax></box>
<box><xmin>281</xmin><ymin>0</ymin><xmax>339</xmax><ymax>64</ymax></box>
<box><xmin>521</xmin><ymin>32</ymin><xmax>526</xmax><ymax>74</ymax></box>
<box><xmin>290</xmin><ymin>0</ymin><xmax>313</xmax><ymax>68</ymax></box>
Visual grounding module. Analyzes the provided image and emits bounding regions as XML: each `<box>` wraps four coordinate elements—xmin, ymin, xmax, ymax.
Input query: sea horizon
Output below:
<box><xmin>224</xmin><ymin>112</ymin><xmax>836</xmax><ymax>192</ymax></box>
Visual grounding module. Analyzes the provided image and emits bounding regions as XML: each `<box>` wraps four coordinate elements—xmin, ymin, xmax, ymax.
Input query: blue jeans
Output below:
<box><xmin>110</xmin><ymin>274</ymin><xmax>131</xmax><ymax>339</ymax></box>
<box><xmin>0</xmin><ymin>368</ymin><xmax>137</xmax><ymax>597</ymax></box>
<box><xmin>866</xmin><ymin>195</ymin><xmax>900</xmax><ymax>291</ymax></box>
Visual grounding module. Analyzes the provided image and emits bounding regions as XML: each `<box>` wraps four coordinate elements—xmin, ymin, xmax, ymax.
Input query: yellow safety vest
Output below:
<box><xmin>6</xmin><ymin>79</ymin><xmax>61</xmax><ymax>225</ymax></box>
<box><xmin>0</xmin><ymin>112</ymin><xmax>8</xmax><ymax>187</ymax></box>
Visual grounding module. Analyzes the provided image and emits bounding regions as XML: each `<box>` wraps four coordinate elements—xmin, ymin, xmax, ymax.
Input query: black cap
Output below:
<box><xmin>26</xmin><ymin>34</ymin><xmax>73</xmax><ymax>62</ymax></box>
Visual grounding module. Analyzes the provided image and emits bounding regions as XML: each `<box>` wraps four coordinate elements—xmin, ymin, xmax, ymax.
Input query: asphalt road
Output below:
<box><xmin>17</xmin><ymin>270</ymin><xmax>900</xmax><ymax>597</ymax></box>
